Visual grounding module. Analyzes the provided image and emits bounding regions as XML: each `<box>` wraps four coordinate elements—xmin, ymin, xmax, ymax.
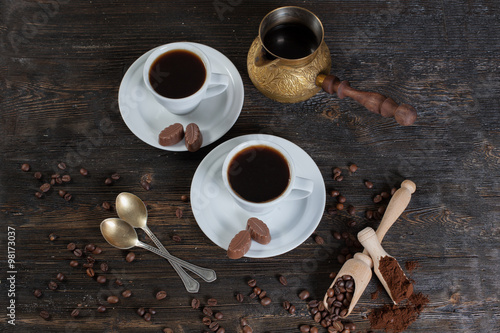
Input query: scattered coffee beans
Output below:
<box><xmin>156</xmin><ymin>290</ymin><xmax>167</xmax><ymax>300</ymax></box>
<box><xmin>247</xmin><ymin>279</ymin><xmax>257</xmax><ymax>287</ymax></box>
<box><xmin>86</xmin><ymin>268</ymin><xmax>95</xmax><ymax>277</ymax></box>
<box><xmin>137</xmin><ymin>307</ymin><xmax>146</xmax><ymax>316</ymax></box>
<box><xmin>97</xmin><ymin>276</ymin><xmax>107</xmax><ymax>284</ymax></box>
<box><xmin>125</xmin><ymin>252</ymin><xmax>135</xmax><ymax>262</ymax></box>
<box><xmin>143</xmin><ymin>312</ymin><xmax>152</xmax><ymax>321</ymax></box>
<box><xmin>299</xmin><ymin>290</ymin><xmax>310</xmax><ymax>300</ymax></box>
<box><xmin>79</xmin><ymin>168</ymin><xmax>88</xmax><ymax>176</ymax></box>
<box><xmin>34</xmin><ymin>289</ymin><xmax>43</xmax><ymax>298</ymax></box>
<box><xmin>172</xmin><ymin>234</ymin><xmax>182</xmax><ymax>242</ymax></box>
<box><xmin>102</xmin><ymin>201</ymin><xmax>111</xmax><ymax>210</ymax></box>
<box><xmin>40</xmin><ymin>183</ymin><xmax>51</xmax><ymax>193</ymax></box>
<box><xmin>207</xmin><ymin>298</ymin><xmax>217</xmax><ymax>306</ymax></box>
<box><xmin>97</xmin><ymin>305</ymin><xmax>106</xmax><ymax>313</ymax></box>
<box><xmin>48</xmin><ymin>281</ymin><xmax>58</xmax><ymax>290</ymax></box>
<box><xmin>69</xmin><ymin>260</ymin><xmax>79</xmax><ymax>268</ymax></box>
<box><xmin>107</xmin><ymin>295</ymin><xmax>119</xmax><ymax>304</ymax></box>
<box><xmin>34</xmin><ymin>171</ymin><xmax>42</xmax><ymax>179</ymax></box>
<box><xmin>261</xmin><ymin>297</ymin><xmax>272</xmax><ymax>306</ymax></box>
<box><xmin>279</xmin><ymin>275</ymin><xmax>287</xmax><ymax>286</ymax></box>
<box><xmin>21</xmin><ymin>163</ymin><xmax>31</xmax><ymax>172</ymax></box>
<box><xmin>70</xmin><ymin>308</ymin><xmax>80</xmax><ymax>318</ymax></box>
<box><xmin>122</xmin><ymin>289</ymin><xmax>132</xmax><ymax>298</ymax></box>
<box><xmin>191</xmin><ymin>298</ymin><xmax>201</xmax><ymax>309</ymax></box>
<box><xmin>349</xmin><ymin>164</ymin><xmax>358</xmax><ymax>173</ymax></box>
<box><xmin>39</xmin><ymin>310</ymin><xmax>50</xmax><ymax>320</ymax></box>
<box><xmin>314</xmin><ymin>235</ymin><xmax>325</xmax><ymax>245</ymax></box>
<box><xmin>236</xmin><ymin>293</ymin><xmax>244</xmax><ymax>302</ymax></box>
<box><xmin>175</xmin><ymin>208</ymin><xmax>183</xmax><ymax>218</ymax></box>
<box><xmin>56</xmin><ymin>273</ymin><xmax>65</xmax><ymax>282</ymax></box>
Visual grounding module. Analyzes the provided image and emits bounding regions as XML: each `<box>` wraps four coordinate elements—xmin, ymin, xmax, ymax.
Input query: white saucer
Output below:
<box><xmin>190</xmin><ymin>134</ymin><xmax>326</xmax><ymax>258</ymax></box>
<box><xmin>118</xmin><ymin>43</ymin><xmax>244</xmax><ymax>151</ymax></box>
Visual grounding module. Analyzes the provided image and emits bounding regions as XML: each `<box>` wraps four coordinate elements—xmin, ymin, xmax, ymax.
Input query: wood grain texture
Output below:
<box><xmin>1</xmin><ymin>0</ymin><xmax>499</xmax><ymax>332</ymax></box>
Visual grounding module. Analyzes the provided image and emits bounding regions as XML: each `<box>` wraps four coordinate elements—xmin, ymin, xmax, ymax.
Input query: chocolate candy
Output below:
<box><xmin>159</xmin><ymin>123</ymin><xmax>184</xmax><ymax>146</ymax></box>
<box><xmin>185</xmin><ymin>123</ymin><xmax>202</xmax><ymax>152</ymax></box>
<box><xmin>246</xmin><ymin>217</ymin><xmax>271</xmax><ymax>245</ymax></box>
<box><xmin>227</xmin><ymin>230</ymin><xmax>252</xmax><ymax>259</ymax></box>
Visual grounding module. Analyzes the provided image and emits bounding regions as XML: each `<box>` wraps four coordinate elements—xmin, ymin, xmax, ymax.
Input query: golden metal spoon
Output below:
<box><xmin>100</xmin><ymin>218</ymin><xmax>216</xmax><ymax>288</ymax></box>
<box><xmin>322</xmin><ymin>180</ymin><xmax>416</xmax><ymax>317</ymax></box>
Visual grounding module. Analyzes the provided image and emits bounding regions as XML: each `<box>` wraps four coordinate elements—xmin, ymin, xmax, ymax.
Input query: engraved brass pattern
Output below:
<box><xmin>247</xmin><ymin>37</ymin><xmax>332</xmax><ymax>103</ymax></box>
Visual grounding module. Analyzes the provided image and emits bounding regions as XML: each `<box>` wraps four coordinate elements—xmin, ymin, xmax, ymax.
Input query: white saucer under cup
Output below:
<box><xmin>118</xmin><ymin>43</ymin><xmax>244</xmax><ymax>151</ymax></box>
<box><xmin>191</xmin><ymin>134</ymin><xmax>326</xmax><ymax>258</ymax></box>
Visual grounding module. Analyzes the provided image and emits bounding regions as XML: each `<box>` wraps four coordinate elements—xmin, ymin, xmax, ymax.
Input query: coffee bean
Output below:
<box><xmin>364</xmin><ymin>180</ymin><xmax>374</xmax><ymax>189</ymax></box>
<box><xmin>163</xmin><ymin>329</ymin><xmax>174</xmax><ymax>333</ymax></box>
<box><xmin>335</xmin><ymin>175</ymin><xmax>344</xmax><ymax>182</ymax></box>
<box><xmin>181</xmin><ymin>194</ymin><xmax>189</xmax><ymax>202</ymax></box>
<box><xmin>104</xmin><ymin>177</ymin><xmax>113</xmax><ymax>185</ymax></box>
<box><xmin>137</xmin><ymin>307</ymin><xmax>145</xmax><ymax>316</ymax></box>
<box><xmin>79</xmin><ymin>168</ymin><xmax>88</xmax><ymax>176</ymax></box>
<box><xmin>249</xmin><ymin>292</ymin><xmax>257</xmax><ymax>299</ymax></box>
<box><xmin>67</xmin><ymin>242</ymin><xmax>76</xmax><ymax>251</ymax></box>
<box><xmin>156</xmin><ymin>290</ymin><xmax>167</xmax><ymax>300</ymax></box>
<box><xmin>141</xmin><ymin>180</ymin><xmax>151</xmax><ymax>191</ymax></box>
<box><xmin>310</xmin><ymin>307</ymin><xmax>318</xmax><ymax>315</ymax></box>
<box><xmin>71</xmin><ymin>308</ymin><xmax>80</xmax><ymax>317</ymax></box>
<box><xmin>203</xmin><ymin>307</ymin><xmax>213</xmax><ymax>316</ymax></box>
<box><xmin>102</xmin><ymin>201</ymin><xmax>111</xmax><ymax>210</ymax></box>
<box><xmin>40</xmin><ymin>183</ymin><xmax>51</xmax><ymax>193</ymax></box>
<box><xmin>373</xmin><ymin>194</ymin><xmax>382</xmax><ymax>203</ymax></box>
<box><xmin>282</xmin><ymin>300</ymin><xmax>290</xmax><ymax>310</ymax></box>
<box><xmin>121</xmin><ymin>289</ymin><xmax>132</xmax><ymax>298</ymax></box>
<box><xmin>260</xmin><ymin>297</ymin><xmax>271</xmax><ymax>306</ymax></box>
<box><xmin>381</xmin><ymin>191</ymin><xmax>390</xmax><ymax>199</ymax></box>
<box><xmin>298</xmin><ymin>290</ymin><xmax>310</xmax><ymax>300</ymax></box>
<box><xmin>35</xmin><ymin>191</ymin><xmax>44</xmax><ymax>199</ymax></box>
<box><xmin>107</xmin><ymin>295</ymin><xmax>119</xmax><ymax>304</ymax></box>
<box><xmin>247</xmin><ymin>279</ymin><xmax>257</xmax><ymax>287</ymax></box>
<box><xmin>288</xmin><ymin>304</ymin><xmax>296</xmax><ymax>314</ymax></box>
<box><xmin>216</xmin><ymin>328</ymin><xmax>225</xmax><ymax>333</ymax></box>
<box><xmin>143</xmin><ymin>312</ymin><xmax>152</xmax><ymax>321</ymax></box>
<box><xmin>327</xmin><ymin>207</ymin><xmax>336</xmax><ymax>215</ymax></box>
<box><xmin>337</xmin><ymin>254</ymin><xmax>346</xmax><ymax>264</ymax></box>
<box><xmin>86</xmin><ymin>255</ymin><xmax>95</xmax><ymax>264</ymax></box>
<box><xmin>115</xmin><ymin>279</ymin><xmax>123</xmax><ymax>286</ymax></box>
<box><xmin>21</xmin><ymin>163</ymin><xmax>31</xmax><ymax>172</ymax></box>
<box><xmin>347</xmin><ymin>205</ymin><xmax>356</xmax><ymax>216</ymax></box>
<box><xmin>332</xmin><ymin>167</ymin><xmax>341</xmax><ymax>176</ymax></box>
<box><xmin>341</xmin><ymin>232</ymin><xmax>349</xmax><ymax>239</ymax></box>
<box><xmin>57</xmin><ymin>162</ymin><xmax>67</xmax><ymax>170</ymax></box>
<box><xmin>69</xmin><ymin>260</ymin><xmax>79</xmax><ymax>267</ymax></box>
<box><xmin>83</xmin><ymin>262</ymin><xmax>94</xmax><ymax>268</ymax></box>
<box><xmin>34</xmin><ymin>171</ymin><xmax>42</xmax><ymax>179</ymax></box>
<box><xmin>97</xmin><ymin>305</ymin><xmax>107</xmax><ymax>313</ymax></box>
<box><xmin>208</xmin><ymin>298</ymin><xmax>217</xmax><ymax>306</ymax></box>
<box><xmin>313</xmin><ymin>311</ymin><xmax>321</xmax><ymax>322</ymax></box>
<box><xmin>310</xmin><ymin>327</ymin><xmax>318</xmax><ymax>333</ymax></box>
<box><xmin>333</xmin><ymin>232</ymin><xmax>341</xmax><ymax>240</ymax></box>
<box><xmin>172</xmin><ymin>234</ymin><xmax>182</xmax><ymax>242</ymax></box>
<box><xmin>209</xmin><ymin>321</ymin><xmax>219</xmax><ymax>331</ymax></box>
<box><xmin>347</xmin><ymin>220</ymin><xmax>357</xmax><ymax>227</ymax></box>
<box><xmin>62</xmin><ymin>174</ymin><xmax>71</xmax><ymax>182</ymax></box>
<box><xmin>92</xmin><ymin>247</ymin><xmax>103</xmax><ymax>255</ymax></box>
<box><xmin>56</xmin><ymin>273</ymin><xmax>65</xmax><ymax>282</ymax></box>
<box><xmin>391</xmin><ymin>187</ymin><xmax>397</xmax><ymax>195</ymax></box>
<box><xmin>240</xmin><ymin>317</ymin><xmax>248</xmax><ymax>327</ymax></box>
<box><xmin>86</xmin><ymin>268</ymin><xmax>95</xmax><ymax>277</ymax></box>
<box><xmin>100</xmin><ymin>262</ymin><xmax>108</xmax><ymax>272</ymax></box>
<box><xmin>203</xmin><ymin>316</ymin><xmax>212</xmax><ymax>325</ymax></box>
<box><xmin>34</xmin><ymin>289</ymin><xmax>43</xmax><ymax>298</ymax></box>
<box><xmin>365</xmin><ymin>210</ymin><xmax>374</xmax><ymax>219</ymax></box>
<box><xmin>48</xmin><ymin>281</ymin><xmax>58</xmax><ymax>290</ymax></box>
<box><xmin>300</xmin><ymin>325</ymin><xmax>311</xmax><ymax>332</ymax></box>
<box><xmin>330</xmin><ymin>190</ymin><xmax>340</xmax><ymax>197</ymax></box>
<box><xmin>39</xmin><ymin>310</ymin><xmax>50</xmax><ymax>320</ymax></box>
<box><xmin>48</xmin><ymin>233</ymin><xmax>58</xmax><ymax>241</ymax></box>
<box><xmin>314</xmin><ymin>235</ymin><xmax>324</xmax><ymax>245</ymax></box>
<box><xmin>64</xmin><ymin>193</ymin><xmax>72</xmax><ymax>201</ymax></box>
<box><xmin>214</xmin><ymin>312</ymin><xmax>223</xmax><ymax>320</ymax></box>
<box><xmin>279</xmin><ymin>275</ymin><xmax>287</xmax><ymax>286</ymax></box>
<box><xmin>175</xmin><ymin>208</ymin><xmax>183</xmax><ymax>218</ymax></box>
<box><xmin>258</xmin><ymin>290</ymin><xmax>267</xmax><ymax>299</ymax></box>
<box><xmin>344</xmin><ymin>322</ymin><xmax>356</xmax><ymax>330</ymax></box>
<box><xmin>253</xmin><ymin>286</ymin><xmax>261</xmax><ymax>295</ymax></box>
<box><xmin>348</xmin><ymin>164</ymin><xmax>357</xmax><ymax>173</ymax></box>
<box><xmin>125</xmin><ymin>252</ymin><xmax>135</xmax><ymax>262</ymax></box>
<box><xmin>236</xmin><ymin>293</ymin><xmax>244</xmax><ymax>302</ymax></box>
<box><xmin>326</xmin><ymin>288</ymin><xmax>334</xmax><ymax>298</ymax></box>
<box><xmin>97</xmin><ymin>276</ymin><xmax>107</xmax><ymax>284</ymax></box>
<box><xmin>85</xmin><ymin>243</ymin><xmax>95</xmax><ymax>252</ymax></box>
<box><xmin>337</xmin><ymin>195</ymin><xmax>346</xmax><ymax>203</ymax></box>
<box><xmin>242</xmin><ymin>325</ymin><xmax>253</xmax><ymax>333</ymax></box>
<box><xmin>57</xmin><ymin>189</ymin><xmax>66</xmax><ymax>198</ymax></box>
<box><xmin>111</xmin><ymin>173</ymin><xmax>120</xmax><ymax>180</ymax></box>
<box><xmin>329</xmin><ymin>272</ymin><xmax>337</xmax><ymax>279</ymax></box>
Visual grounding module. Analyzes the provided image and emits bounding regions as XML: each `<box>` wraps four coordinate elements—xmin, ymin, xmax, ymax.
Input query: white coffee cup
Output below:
<box><xmin>222</xmin><ymin>139</ymin><xmax>314</xmax><ymax>214</ymax></box>
<box><xmin>143</xmin><ymin>42</ymin><xmax>229</xmax><ymax>115</ymax></box>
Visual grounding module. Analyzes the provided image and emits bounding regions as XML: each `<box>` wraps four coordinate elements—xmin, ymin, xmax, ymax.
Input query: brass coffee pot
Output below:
<box><xmin>247</xmin><ymin>6</ymin><xmax>417</xmax><ymax>126</ymax></box>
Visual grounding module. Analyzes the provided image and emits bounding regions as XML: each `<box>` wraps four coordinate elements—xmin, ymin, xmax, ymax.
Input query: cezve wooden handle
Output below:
<box><xmin>317</xmin><ymin>74</ymin><xmax>417</xmax><ymax>126</ymax></box>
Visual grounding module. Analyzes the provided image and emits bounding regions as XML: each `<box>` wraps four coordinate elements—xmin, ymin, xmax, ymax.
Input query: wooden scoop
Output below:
<box><xmin>358</xmin><ymin>227</ymin><xmax>413</xmax><ymax>304</ymax></box>
<box><xmin>322</xmin><ymin>179</ymin><xmax>416</xmax><ymax>317</ymax></box>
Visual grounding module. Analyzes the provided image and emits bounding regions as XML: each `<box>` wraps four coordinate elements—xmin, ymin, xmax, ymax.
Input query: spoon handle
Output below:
<box><xmin>137</xmin><ymin>241</ymin><xmax>217</xmax><ymax>282</ymax></box>
<box><xmin>142</xmin><ymin>226</ymin><xmax>200</xmax><ymax>293</ymax></box>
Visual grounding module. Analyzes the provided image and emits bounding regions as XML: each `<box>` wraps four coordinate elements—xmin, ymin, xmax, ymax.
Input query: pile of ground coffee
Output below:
<box><xmin>378</xmin><ymin>256</ymin><xmax>414</xmax><ymax>303</ymax></box>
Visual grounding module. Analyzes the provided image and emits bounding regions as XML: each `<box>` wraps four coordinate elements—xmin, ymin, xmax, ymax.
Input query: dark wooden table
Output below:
<box><xmin>1</xmin><ymin>1</ymin><xmax>499</xmax><ymax>332</ymax></box>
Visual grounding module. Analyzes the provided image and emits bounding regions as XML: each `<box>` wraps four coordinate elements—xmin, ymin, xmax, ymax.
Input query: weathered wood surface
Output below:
<box><xmin>1</xmin><ymin>0</ymin><xmax>499</xmax><ymax>332</ymax></box>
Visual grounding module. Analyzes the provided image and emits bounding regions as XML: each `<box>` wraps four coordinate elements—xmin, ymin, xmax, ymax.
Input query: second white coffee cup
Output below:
<box><xmin>143</xmin><ymin>42</ymin><xmax>229</xmax><ymax>115</ymax></box>
<box><xmin>222</xmin><ymin>139</ymin><xmax>314</xmax><ymax>214</ymax></box>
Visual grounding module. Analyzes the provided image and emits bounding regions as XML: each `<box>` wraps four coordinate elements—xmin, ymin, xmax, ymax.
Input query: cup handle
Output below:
<box><xmin>286</xmin><ymin>176</ymin><xmax>314</xmax><ymax>201</ymax></box>
<box><xmin>205</xmin><ymin>73</ymin><xmax>229</xmax><ymax>99</ymax></box>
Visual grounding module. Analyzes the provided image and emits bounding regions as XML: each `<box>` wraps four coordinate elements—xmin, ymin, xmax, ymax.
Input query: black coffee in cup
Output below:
<box><xmin>228</xmin><ymin>145</ymin><xmax>290</xmax><ymax>203</ymax></box>
<box><xmin>149</xmin><ymin>49</ymin><xmax>206</xmax><ymax>99</ymax></box>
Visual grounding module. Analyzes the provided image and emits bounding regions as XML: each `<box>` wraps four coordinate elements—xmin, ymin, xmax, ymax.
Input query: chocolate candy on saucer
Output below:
<box><xmin>159</xmin><ymin>123</ymin><xmax>184</xmax><ymax>146</ymax></box>
<box><xmin>247</xmin><ymin>217</ymin><xmax>271</xmax><ymax>245</ymax></box>
<box><xmin>227</xmin><ymin>230</ymin><xmax>252</xmax><ymax>259</ymax></box>
<box><xmin>185</xmin><ymin>123</ymin><xmax>203</xmax><ymax>152</ymax></box>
